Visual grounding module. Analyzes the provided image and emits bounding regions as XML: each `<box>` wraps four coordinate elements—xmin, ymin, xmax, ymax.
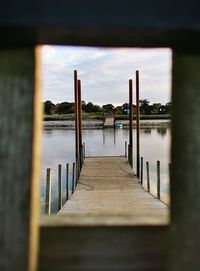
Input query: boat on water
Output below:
<box><xmin>114</xmin><ymin>123</ymin><xmax>123</xmax><ymax>129</ymax></box>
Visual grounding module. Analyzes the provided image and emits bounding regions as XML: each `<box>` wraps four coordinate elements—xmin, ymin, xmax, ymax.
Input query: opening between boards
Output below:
<box><xmin>39</xmin><ymin>46</ymin><xmax>171</xmax><ymax>226</ymax></box>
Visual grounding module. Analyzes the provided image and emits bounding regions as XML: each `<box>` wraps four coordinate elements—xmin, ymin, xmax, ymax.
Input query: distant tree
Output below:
<box><xmin>115</xmin><ymin>106</ymin><xmax>123</xmax><ymax>115</ymax></box>
<box><xmin>139</xmin><ymin>99</ymin><xmax>150</xmax><ymax>114</ymax></box>
<box><xmin>122</xmin><ymin>103</ymin><xmax>129</xmax><ymax>109</ymax></box>
<box><xmin>57</xmin><ymin>102</ymin><xmax>74</xmax><ymax>114</ymax></box>
<box><xmin>44</xmin><ymin>100</ymin><xmax>53</xmax><ymax>114</ymax></box>
<box><xmin>102</xmin><ymin>104</ymin><xmax>114</xmax><ymax>113</ymax></box>
<box><xmin>165</xmin><ymin>102</ymin><xmax>172</xmax><ymax>114</ymax></box>
<box><xmin>149</xmin><ymin>103</ymin><xmax>162</xmax><ymax>114</ymax></box>
<box><xmin>82</xmin><ymin>102</ymin><xmax>102</xmax><ymax>113</ymax></box>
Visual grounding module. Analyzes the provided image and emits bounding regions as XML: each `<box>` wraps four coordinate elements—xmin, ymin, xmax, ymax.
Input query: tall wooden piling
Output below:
<box><xmin>136</xmin><ymin>70</ymin><xmax>140</xmax><ymax>177</ymax></box>
<box><xmin>78</xmin><ymin>79</ymin><xmax>83</xmax><ymax>170</ymax></box>
<box><xmin>129</xmin><ymin>79</ymin><xmax>133</xmax><ymax>168</ymax></box>
<box><xmin>74</xmin><ymin>70</ymin><xmax>79</xmax><ymax>182</ymax></box>
<box><xmin>45</xmin><ymin>168</ymin><xmax>51</xmax><ymax>215</ymax></box>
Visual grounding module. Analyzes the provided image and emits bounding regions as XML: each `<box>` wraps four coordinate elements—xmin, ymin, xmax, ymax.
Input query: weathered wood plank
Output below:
<box><xmin>0</xmin><ymin>48</ymin><xmax>42</xmax><ymax>271</ymax></box>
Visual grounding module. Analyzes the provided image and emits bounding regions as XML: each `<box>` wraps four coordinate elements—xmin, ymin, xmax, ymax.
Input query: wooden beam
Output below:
<box><xmin>0</xmin><ymin>47</ymin><xmax>42</xmax><ymax>271</ymax></box>
<box><xmin>39</xmin><ymin>219</ymin><xmax>168</xmax><ymax>271</ymax></box>
<box><xmin>171</xmin><ymin>52</ymin><xmax>200</xmax><ymax>270</ymax></box>
<box><xmin>0</xmin><ymin>1</ymin><xmax>199</xmax><ymax>49</ymax></box>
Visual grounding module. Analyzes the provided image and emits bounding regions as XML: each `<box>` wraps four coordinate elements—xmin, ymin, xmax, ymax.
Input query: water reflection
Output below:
<box><xmin>144</xmin><ymin>129</ymin><xmax>152</xmax><ymax>135</ymax></box>
<box><xmin>157</xmin><ymin>127</ymin><xmax>167</xmax><ymax>137</ymax></box>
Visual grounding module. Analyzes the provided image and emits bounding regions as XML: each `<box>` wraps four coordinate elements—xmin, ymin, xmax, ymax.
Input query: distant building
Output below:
<box><xmin>122</xmin><ymin>104</ymin><xmax>136</xmax><ymax>115</ymax></box>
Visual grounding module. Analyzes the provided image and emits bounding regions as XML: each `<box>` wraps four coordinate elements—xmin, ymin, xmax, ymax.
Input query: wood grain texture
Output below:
<box><xmin>39</xmin><ymin>224</ymin><xmax>168</xmax><ymax>271</ymax></box>
<box><xmin>171</xmin><ymin>52</ymin><xmax>200</xmax><ymax>271</ymax></box>
<box><xmin>0</xmin><ymin>48</ymin><xmax>42</xmax><ymax>271</ymax></box>
<box><xmin>59</xmin><ymin>157</ymin><xmax>169</xmax><ymax>224</ymax></box>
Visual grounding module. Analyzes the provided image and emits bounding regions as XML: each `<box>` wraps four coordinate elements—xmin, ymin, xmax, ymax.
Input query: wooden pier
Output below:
<box><xmin>104</xmin><ymin>115</ymin><xmax>114</xmax><ymax>128</ymax></box>
<box><xmin>58</xmin><ymin>156</ymin><xmax>169</xmax><ymax>223</ymax></box>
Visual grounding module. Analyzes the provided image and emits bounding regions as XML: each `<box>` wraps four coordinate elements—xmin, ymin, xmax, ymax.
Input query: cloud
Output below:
<box><xmin>41</xmin><ymin>46</ymin><xmax>172</xmax><ymax>105</ymax></box>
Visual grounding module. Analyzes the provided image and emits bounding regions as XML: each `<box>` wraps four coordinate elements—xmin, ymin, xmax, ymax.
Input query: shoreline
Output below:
<box><xmin>43</xmin><ymin>119</ymin><xmax>171</xmax><ymax>129</ymax></box>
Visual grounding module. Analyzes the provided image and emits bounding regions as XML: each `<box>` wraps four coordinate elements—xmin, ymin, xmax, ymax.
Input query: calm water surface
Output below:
<box><xmin>40</xmin><ymin>127</ymin><xmax>170</xmax><ymax>213</ymax></box>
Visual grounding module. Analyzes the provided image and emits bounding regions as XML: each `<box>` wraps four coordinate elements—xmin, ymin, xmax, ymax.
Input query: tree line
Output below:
<box><xmin>44</xmin><ymin>99</ymin><xmax>171</xmax><ymax>115</ymax></box>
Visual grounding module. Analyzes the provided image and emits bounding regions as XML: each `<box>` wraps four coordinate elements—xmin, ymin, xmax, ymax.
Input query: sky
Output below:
<box><xmin>41</xmin><ymin>46</ymin><xmax>172</xmax><ymax>106</ymax></box>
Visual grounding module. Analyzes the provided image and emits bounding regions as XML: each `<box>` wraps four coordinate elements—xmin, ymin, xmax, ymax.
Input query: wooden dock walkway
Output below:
<box><xmin>59</xmin><ymin>157</ymin><xmax>169</xmax><ymax>223</ymax></box>
<box><xmin>104</xmin><ymin>116</ymin><xmax>114</xmax><ymax>128</ymax></box>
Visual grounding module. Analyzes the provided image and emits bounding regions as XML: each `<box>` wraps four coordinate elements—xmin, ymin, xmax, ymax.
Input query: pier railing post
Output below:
<box><xmin>58</xmin><ymin>164</ymin><xmax>62</xmax><ymax>210</ymax></box>
<box><xmin>146</xmin><ymin>161</ymin><xmax>150</xmax><ymax>192</ymax></box>
<box><xmin>128</xmin><ymin>144</ymin><xmax>130</xmax><ymax>164</ymax></box>
<box><xmin>45</xmin><ymin>168</ymin><xmax>51</xmax><ymax>215</ymax></box>
<box><xmin>140</xmin><ymin>157</ymin><xmax>143</xmax><ymax>184</ymax></box>
<box><xmin>83</xmin><ymin>142</ymin><xmax>86</xmax><ymax>158</ymax></box>
<box><xmin>125</xmin><ymin>141</ymin><xmax>127</xmax><ymax>157</ymax></box>
<box><xmin>72</xmin><ymin>162</ymin><xmax>75</xmax><ymax>194</ymax></box>
<box><xmin>66</xmin><ymin>163</ymin><xmax>69</xmax><ymax>201</ymax></box>
<box><xmin>157</xmin><ymin>161</ymin><xmax>160</xmax><ymax>199</ymax></box>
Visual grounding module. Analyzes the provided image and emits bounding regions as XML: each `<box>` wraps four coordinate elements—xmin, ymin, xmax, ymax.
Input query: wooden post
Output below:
<box><xmin>136</xmin><ymin>70</ymin><xmax>140</xmax><ymax>178</ymax></box>
<box><xmin>125</xmin><ymin>141</ymin><xmax>127</xmax><ymax>157</ymax></box>
<box><xmin>83</xmin><ymin>142</ymin><xmax>86</xmax><ymax>158</ymax></box>
<box><xmin>129</xmin><ymin>79</ymin><xmax>133</xmax><ymax>168</ymax></box>
<box><xmin>58</xmin><ymin>164</ymin><xmax>62</xmax><ymax>210</ymax></box>
<box><xmin>66</xmin><ymin>163</ymin><xmax>69</xmax><ymax>201</ymax></box>
<box><xmin>170</xmin><ymin>52</ymin><xmax>200</xmax><ymax>270</ymax></box>
<box><xmin>157</xmin><ymin>161</ymin><xmax>160</xmax><ymax>199</ymax></box>
<box><xmin>45</xmin><ymin>168</ymin><xmax>52</xmax><ymax>215</ymax></box>
<box><xmin>78</xmin><ymin>79</ymin><xmax>83</xmax><ymax>171</ymax></box>
<box><xmin>127</xmin><ymin>144</ymin><xmax>130</xmax><ymax>164</ymax></box>
<box><xmin>0</xmin><ymin>48</ymin><xmax>42</xmax><ymax>271</ymax></box>
<box><xmin>74</xmin><ymin>70</ymin><xmax>79</xmax><ymax>183</ymax></box>
<box><xmin>72</xmin><ymin>162</ymin><xmax>75</xmax><ymax>194</ymax></box>
<box><xmin>140</xmin><ymin>157</ymin><xmax>143</xmax><ymax>184</ymax></box>
<box><xmin>146</xmin><ymin>162</ymin><xmax>150</xmax><ymax>192</ymax></box>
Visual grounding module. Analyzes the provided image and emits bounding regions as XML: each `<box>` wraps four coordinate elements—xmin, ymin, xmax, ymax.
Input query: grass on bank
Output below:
<box><xmin>44</xmin><ymin>112</ymin><xmax>171</xmax><ymax>121</ymax></box>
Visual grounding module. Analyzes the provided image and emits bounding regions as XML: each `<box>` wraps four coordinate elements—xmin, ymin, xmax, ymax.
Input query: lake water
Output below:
<box><xmin>40</xmin><ymin>127</ymin><xmax>170</xmax><ymax>213</ymax></box>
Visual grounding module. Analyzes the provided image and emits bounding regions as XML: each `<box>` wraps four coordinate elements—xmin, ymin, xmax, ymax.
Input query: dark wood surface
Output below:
<box><xmin>39</xmin><ymin>223</ymin><xmax>168</xmax><ymax>271</ymax></box>
<box><xmin>0</xmin><ymin>1</ymin><xmax>199</xmax><ymax>49</ymax></box>
<box><xmin>171</xmin><ymin>52</ymin><xmax>200</xmax><ymax>271</ymax></box>
<box><xmin>0</xmin><ymin>48</ymin><xmax>41</xmax><ymax>271</ymax></box>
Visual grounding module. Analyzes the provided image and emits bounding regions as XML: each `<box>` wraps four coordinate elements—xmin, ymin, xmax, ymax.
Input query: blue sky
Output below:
<box><xmin>41</xmin><ymin>46</ymin><xmax>172</xmax><ymax>106</ymax></box>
